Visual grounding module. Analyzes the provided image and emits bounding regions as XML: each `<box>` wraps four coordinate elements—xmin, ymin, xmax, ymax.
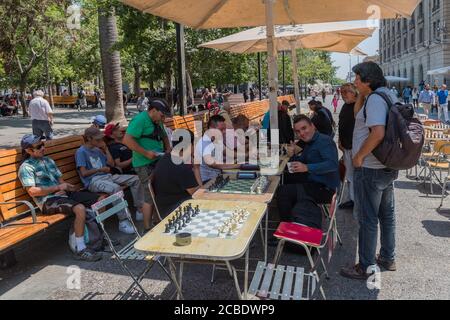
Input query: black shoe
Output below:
<box><xmin>338</xmin><ymin>200</ymin><xmax>354</xmax><ymax>209</ymax></box>
<box><xmin>376</xmin><ymin>255</ymin><xmax>397</xmax><ymax>271</ymax></box>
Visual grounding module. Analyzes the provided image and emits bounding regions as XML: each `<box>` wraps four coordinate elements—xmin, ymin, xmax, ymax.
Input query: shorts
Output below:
<box><xmin>42</xmin><ymin>191</ymin><xmax>101</xmax><ymax>215</ymax></box>
<box><xmin>134</xmin><ymin>163</ymin><xmax>156</xmax><ymax>203</ymax></box>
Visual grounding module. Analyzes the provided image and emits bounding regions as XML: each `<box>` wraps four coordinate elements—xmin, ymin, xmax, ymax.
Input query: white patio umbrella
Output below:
<box><xmin>121</xmin><ymin>0</ymin><xmax>420</xmax><ymax>131</ymax></box>
<box><xmin>427</xmin><ymin>66</ymin><xmax>450</xmax><ymax>76</ymax></box>
<box><xmin>199</xmin><ymin>21</ymin><xmax>374</xmax><ymax>113</ymax></box>
<box><xmin>385</xmin><ymin>75</ymin><xmax>410</xmax><ymax>83</ymax></box>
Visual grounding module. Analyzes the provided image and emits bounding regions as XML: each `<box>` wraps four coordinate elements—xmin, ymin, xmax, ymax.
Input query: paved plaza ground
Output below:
<box><xmin>0</xmin><ymin>96</ymin><xmax>449</xmax><ymax>300</ymax></box>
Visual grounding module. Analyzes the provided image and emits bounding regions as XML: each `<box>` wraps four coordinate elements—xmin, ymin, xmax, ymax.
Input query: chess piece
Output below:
<box><xmin>174</xmin><ymin>225</ymin><xmax>178</xmax><ymax>233</ymax></box>
<box><xmin>164</xmin><ymin>224</ymin><xmax>170</xmax><ymax>233</ymax></box>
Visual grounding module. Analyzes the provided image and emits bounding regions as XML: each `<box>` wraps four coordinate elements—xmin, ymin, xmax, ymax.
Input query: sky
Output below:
<box><xmin>331</xmin><ymin>28</ymin><xmax>379</xmax><ymax>80</ymax></box>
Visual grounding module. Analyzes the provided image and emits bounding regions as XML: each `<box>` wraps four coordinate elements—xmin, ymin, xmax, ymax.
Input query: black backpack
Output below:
<box><xmin>363</xmin><ymin>91</ymin><xmax>424</xmax><ymax>170</ymax></box>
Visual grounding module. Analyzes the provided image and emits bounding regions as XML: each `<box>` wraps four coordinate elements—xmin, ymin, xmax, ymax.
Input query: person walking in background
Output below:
<box><xmin>412</xmin><ymin>87</ymin><xmax>419</xmax><ymax>109</ymax></box>
<box><xmin>332</xmin><ymin>93</ymin><xmax>339</xmax><ymax>113</ymax></box>
<box><xmin>123</xmin><ymin>91</ymin><xmax>130</xmax><ymax>116</ymax></box>
<box><xmin>136</xmin><ymin>90</ymin><xmax>149</xmax><ymax>113</ymax></box>
<box><xmin>321</xmin><ymin>88</ymin><xmax>327</xmax><ymax>103</ymax></box>
<box><xmin>29</xmin><ymin>90</ymin><xmax>54</xmax><ymax>140</ymax></box>
<box><xmin>402</xmin><ymin>86</ymin><xmax>412</xmax><ymax>104</ymax></box>
<box><xmin>250</xmin><ymin>88</ymin><xmax>256</xmax><ymax>102</ymax></box>
<box><xmin>437</xmin><ymin>84</ymin><xmax>449</xmax><ymax>124</ymax></box>
<box><xmin>431</xmin><ymin>85</ymin><xmax>439</xmax><ymax>115</ymax></box>
<box><xmin>418</xmin><ymin>84</ymin><xmax>434</xmax><ymax>116</ymax></box>
<box><xmin>243</xmin><ymin>90</ymin><xmax>249</xmax><ymax>103</ymax></box>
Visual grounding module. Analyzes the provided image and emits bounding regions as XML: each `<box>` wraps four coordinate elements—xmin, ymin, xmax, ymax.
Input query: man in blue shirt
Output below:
<box><xmin>418</xmin><ymin>84</ymin><xmax>434</xmax><ymax>115</ymax></box>
<box><xmin>437</xmin><ymin>84</ymin><xmax>449</xmax><ymax>123</ymax></box>
<box><xmin>76</xmin><ymin>127</ymin><xmax>151</xmax><ymax>234</ymax></box>
<box><xmin>276</xmin><ymin>115</ymin><xmax>339</xmax><ymax>230</ymax></box>
<box><xmin>402</xmin><ymin>86</ymin><xmax>412</xmax><ymax>104</ymax></box>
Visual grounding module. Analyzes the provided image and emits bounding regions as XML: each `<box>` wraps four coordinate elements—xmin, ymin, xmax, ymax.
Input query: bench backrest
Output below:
<box><xmin>45</xmin><ymin>96</ymin><xmax>78</xmax><ymax>105</ymax></box>
<box><xmin>0</xmin><ymin>135</ymin><xmax>84</xmax><ymax>223</ymax></box>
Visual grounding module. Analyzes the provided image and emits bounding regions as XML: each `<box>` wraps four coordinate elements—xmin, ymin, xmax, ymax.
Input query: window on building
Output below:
<box><xmin>411</xmin><ymin>32</ymin><xmax>415</xmax><ymax>47</ymax></box>
<box><xmin>411</xmin><ymin>67</ymin><xmax>415</xmax><ymax>85</ymax></box>
<box><xmin>419</xmin><ymin>3</ymin><xmax>424</xmax><ymax>19</ymax></box>
<box><xmin>433</xmin><ymin>22</ymin><xmax>437</xmax><ymax>38</ymax></box>
<box><xmin>419</xmin><ymin>28</ymin><xmax>424</xmax><ymax>43</ymax></box>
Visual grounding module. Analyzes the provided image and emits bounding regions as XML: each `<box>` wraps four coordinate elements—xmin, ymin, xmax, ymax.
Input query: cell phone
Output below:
<box><xmin>155</xmin><ymin>151</ymin><xmax>165</xmax><ymax>157</ymax></box>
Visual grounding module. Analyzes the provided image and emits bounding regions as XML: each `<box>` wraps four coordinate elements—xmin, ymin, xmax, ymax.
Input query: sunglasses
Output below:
<box><xmin>32</xmin><ymin>143</ymin><xmax>45</xmax><ymax>150</ymax></box>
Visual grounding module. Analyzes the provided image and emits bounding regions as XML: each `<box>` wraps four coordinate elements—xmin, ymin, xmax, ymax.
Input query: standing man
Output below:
<box><xmin>123</xmin><ymin>99</ymin><xmax>172</xmax><ymax>229</ymax></box>
<box><xmin>321</xmin><ymin>88</ymin><xmax>327</xmax><ymax>103</ymax></box>
<box><xmin>338</xmin><ymin>83</ymin><xmax>357</xmax><ymax>209</ymax></box>
<box><xmin>136</xmin><ymin>90</ymin><xmax>149</xmax><ymax>113</ymax></box>
<box><xmin>418</xmin><ymin>84</ymin><xmax>434</xmax><ymax>116</ymax></box>
<box><xmin>340</xmin><ymin>62</ymin><xmax>399</xmax><ymax>280</ymax></box>
<box><xmin>437</xmin><ymin>84</ymin><xmax>449</xmax><ymax>124</ymax></box>
<box><xmin>29</xmin><ymin>90</ymin><xmax>54</xmax><ymax>140</ymax></box>
<box><xmin>402</xmin><ymin>86</ymin><xmax>412</xmax><ymax>104</ymax></box>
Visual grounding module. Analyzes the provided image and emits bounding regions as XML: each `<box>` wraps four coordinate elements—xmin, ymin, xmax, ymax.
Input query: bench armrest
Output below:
<box><xmin>0</xmin><ymin>201</ymin><xmax>37</xmax><ymax>224</ymax></box>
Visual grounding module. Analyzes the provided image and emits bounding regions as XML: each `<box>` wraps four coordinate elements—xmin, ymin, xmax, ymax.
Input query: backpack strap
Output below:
<box><xmin>363</xmin><ymin>91</ymin><xmax>393</xmax><ymax>123</ymax></box>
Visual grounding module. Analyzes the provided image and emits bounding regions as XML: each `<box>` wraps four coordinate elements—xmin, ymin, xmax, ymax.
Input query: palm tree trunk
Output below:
<box><xmin>98</xmin><ymin>6</ymin><xmax>125</xmax><ymax>123</ymax></box>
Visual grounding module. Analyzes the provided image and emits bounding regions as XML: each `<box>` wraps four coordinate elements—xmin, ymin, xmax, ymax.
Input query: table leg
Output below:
<box><xmin>264</xmin><ymin>209</ymin><xmax>268</xmax><ymax>262</ymax></box>
<box><xmin>167</xmin><ymin>257</ymin><xmax>184</xmax><ymax>300</ymax></box>
<box><xmin>226</xmin><ymin>261</ymin><xmax>242</xmax><ymax>299</ymax></box>
<box><xmin>178</xmin><ymin>261</ymin><xmax>184</xmax><ymax>300</ymax></box>
<box><xmin>244</xmin><ymin>248</ymin><xmax>249</xmax><ymax>300</ymax></box>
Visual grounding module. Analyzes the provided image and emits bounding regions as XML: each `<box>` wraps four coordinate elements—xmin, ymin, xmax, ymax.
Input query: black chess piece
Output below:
<box><xmin>182</xmin><ymin>220</ymin><xmax>186</xmax><ymax>227</ymax></box>
<box><xmin>174</xmin><ymin>225</ymin><xmax>178</xmax><ymax>233</ymax></box>
<box><xmin>164</xmin><ymin>224</ymin><xmax>170</xmax><ymax>233</ymax></box>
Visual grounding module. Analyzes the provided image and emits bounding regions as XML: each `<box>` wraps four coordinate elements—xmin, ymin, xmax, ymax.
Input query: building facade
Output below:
<box><xmin>380</xmin><ymin>0</ymin><xmax>450</xmax><ymax>86</ymax></box>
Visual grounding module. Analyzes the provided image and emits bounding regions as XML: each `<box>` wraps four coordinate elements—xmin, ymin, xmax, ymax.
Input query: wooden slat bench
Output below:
<box><xmin>0</xmin><ymin>135</ymin><xmax>85</xmax><ymax>267</ymax></box>
<box><xmin>45</xmin><ymin>96</ymin><xmax>78</xmax><ymax>107</ymax></box>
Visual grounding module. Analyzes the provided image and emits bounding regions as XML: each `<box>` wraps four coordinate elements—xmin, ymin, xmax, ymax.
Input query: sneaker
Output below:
<box><xmin>340</xmin><ymin>263</ymin><xmax>371</xmax><ymax>280</ymax></box>
<box><xmin>136</xmin><ymin>210</ymin><xmax>144</xmax><ymax>221</ymax></box>
<box><xmin>376</xmin><ymin>255</ymin><xmax>397</xmax><ymax>271</ymax></box>
<box><xmin>119</xmin><ymin>220</ymin><xmax>135</xmax><ymax>234</ymax></box>
<box><xmin>73</xmin><ymin>248</ymin><xmax>102</xmax><ymax>262</ymax></box>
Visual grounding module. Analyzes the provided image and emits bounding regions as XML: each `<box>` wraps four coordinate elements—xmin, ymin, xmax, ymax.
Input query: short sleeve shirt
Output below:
<box><xmin>352</xmin><ymin>87</ymin><xmax>398</xmax><ymax>169</ymax></box>
<box><xmin>195</xmin><ymin>134</ymin><xmax>221</xmax><ymax>182</ymax></box>
<box><xmin>29</xmin><ymin>97</ymin><xmax>53</xmax><ymax>121</ymax></box>
<box><xmin>75</xmin><ymin>145</ymin><xmax>107</xmax><ymax>187</ymax></box>
<box><xmin>153</xmin><ymin>153</ymin><xmax>199</xmax><ymax>217</ymax></box>
<box><xmin>126</xmin><ymin>111</ymin><xmax>165</xmax><ymax>168</ymax></box>
<box><xmin>18</xmin><ymin>156</ymin><xmax>62</xmax><ymax>208</ymax></box>
<box><xmin>108</xmin><ymin>142</ymin><xmax>133</xmax><ymax>173</ymax></box>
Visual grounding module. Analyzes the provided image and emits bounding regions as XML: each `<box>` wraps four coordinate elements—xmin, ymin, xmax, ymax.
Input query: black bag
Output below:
<box><xmin>364</xmin><ymin>91</ymin><xmax>424</xmax><ymax>170</ymax></box>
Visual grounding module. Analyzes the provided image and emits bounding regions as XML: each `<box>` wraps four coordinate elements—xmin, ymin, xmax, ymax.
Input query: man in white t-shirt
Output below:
<box><xmin>29</xmin><ymin>90</ymin><xmax>54</xmax><ymax>140</ymax></box>
<box><xmin>195</xmin><ymin>115</ymin><xmax>240</xmax><ymax>183</ymax></box>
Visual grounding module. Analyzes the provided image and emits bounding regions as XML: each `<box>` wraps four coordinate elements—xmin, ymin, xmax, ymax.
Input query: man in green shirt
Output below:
<box><xmin>123</xmin><ymin>99</ymin><xmax>171</xmax><ymax>231</ymax></box>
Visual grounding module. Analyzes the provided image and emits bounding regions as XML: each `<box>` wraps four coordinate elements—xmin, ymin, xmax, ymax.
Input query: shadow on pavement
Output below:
<box><xmin>421</xmin><ymin>220</ymin><xmax>450</xmax><ymax>238</ymax></box>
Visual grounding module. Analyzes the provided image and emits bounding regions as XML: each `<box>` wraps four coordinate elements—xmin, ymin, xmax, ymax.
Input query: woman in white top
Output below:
<box><xmin>412</xmin><ymin>87</ymin><xmax>419</xmax><ymax>109</ymax></box>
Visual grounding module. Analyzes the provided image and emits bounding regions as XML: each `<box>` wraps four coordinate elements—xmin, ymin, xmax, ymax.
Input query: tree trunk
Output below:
<box><xmin>44</xmin><ymin>48</ymin><xmax>54</xmax><ymax>108</ymax></box>
<box><xmin>68</xmin><ymin>78</ymin><xmax>73</xmax><ymax>96</ymax></box>
<box><xmin>165</xmin><ymin>71</ymin><xmax>173</xmax><ymax>113</ymax></box>
<box><xmin>133</xmin><ymin>64</ymin><xmax>141</xmax><ymax>97</ymax></box>
<box><xmin>98</xmin><ymin>7</ymin><xmax>125</xmax><ymax>124</ymax></box>
<box><xmin>186</xmin><ymin>70</ymin><xmax>194</xmax><ymax>106</ymax></box>
<box><xmin>19</xmin><ymin>79</ymin><xmax>28</xmax><ymax>117</ymax></box>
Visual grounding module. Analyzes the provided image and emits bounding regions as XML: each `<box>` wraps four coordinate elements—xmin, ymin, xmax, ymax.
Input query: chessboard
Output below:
<box><xmin>206</xmin><ymin>174</ymin><xmax>270</xmax><ymax>195</ymax></box>
<box><xmin>162</xmin><ymin>203</ymin><xmax>250</xmax><ymax>239</ymax></box>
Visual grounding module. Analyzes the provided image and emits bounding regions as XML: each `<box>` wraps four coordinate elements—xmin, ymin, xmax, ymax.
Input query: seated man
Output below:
<box><xmin>76</xmin><ymin>127</ymin><xmax>151</xmax><ymax>234</ymax></box>
<box><xmin>104</xmin><ymin>123</ymin><xmax>135</xmax><ymax>174</ymax></box>
<box><xmin>18</xmin><ymin>134</ymin><xmax>103</xmax><ymax>261</ymax></box>
<box><xmin>195</xmin><ymin>115</ymin><xmax>240</xmax><ymax>183</ymax></box>
<box><xmin>91</xmin><ymin>115</ymin><xmax>107</xmax><ymax>129</ymax></box>
<box><xmin>153</xmin><ymin>130</ymin><xmax>202</xmax><ymax>217</ymax></box>
<box><xmin>276</xmin><ymin>115</ymin><xmax>339</xmax><ymax>230</ymax></box>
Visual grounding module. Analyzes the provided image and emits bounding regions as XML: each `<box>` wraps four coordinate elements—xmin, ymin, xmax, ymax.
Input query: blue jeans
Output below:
<box><xmin>354</xmin><ymin>167</ymin><xmax>398</xmax><ymax>270</ymax></box>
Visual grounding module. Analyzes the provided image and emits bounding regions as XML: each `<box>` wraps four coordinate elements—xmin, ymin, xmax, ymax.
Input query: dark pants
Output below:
<box><xmin>354</xmin><ymin>167</ymin><xmax>398</xmax><ymax>270</ymax></box>
<box><xmin>32</xmin><ymin>119</ymin><xmax>53</xmax><ymax>140</ymax></box>
<box><xmin>277</xmin><ymin>173</ymin><xmax>334</xmax><ymax>229</ymax></box>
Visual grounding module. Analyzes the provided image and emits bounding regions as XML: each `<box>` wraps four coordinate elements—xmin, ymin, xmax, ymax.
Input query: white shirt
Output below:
<box><xmin>29</xmin><ymin>97</ymin><xmax>53</xmax><ymax>121</ymax></box>
<box><xmin>195</xmin><ymin>134</ymin><xmax>221</xmax><ymax>182</ymax></box>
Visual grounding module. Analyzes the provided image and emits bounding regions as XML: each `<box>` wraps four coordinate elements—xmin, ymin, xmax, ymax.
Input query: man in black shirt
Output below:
<box><xmin>338</xmin><ymin>83</ymin><xmax>358</xmax><ymax>209</ymax></box>
<box><xmin>308</xmin><ymin>100</ymin><xmax>334</xmax><ymax>137</ymax></box>
<box><xmin>153</xmin><ymin>130</ymin><xmax>202</xmax><ymax>217</ymax></box>
<box><xmin>279</xmin><ymin>100</ymin><xmax>295</xmax><ymax>144</ymax></box>
<box><xmin>105</xmin><ymin>123</ymin><xmax>135</xmax><ymax>174</ymax></box>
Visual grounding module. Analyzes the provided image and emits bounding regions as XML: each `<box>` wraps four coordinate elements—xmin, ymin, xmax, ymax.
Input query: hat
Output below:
<box><xmin>21</xmin><ymin>134</ymin><xmax>41</xmax><ymax>149</ymax></box>
<box><xmin>91</xmin><ymin>115</ymin><xmax>107</xmax><ymax>127</ymax></box>
<box><xmin>84</xmin><ymin>127</ymin><xmax>104</xmax><ymax>140</ymax></box>
<box><xmin>104</xmin><ymin>123</ymin><xmax>120</xmax><ymax>137</ymax></box>
<box><xmin>149</xmin><ymin>99</ymin><xmax>171</xmax><ymax>117</ymax></box>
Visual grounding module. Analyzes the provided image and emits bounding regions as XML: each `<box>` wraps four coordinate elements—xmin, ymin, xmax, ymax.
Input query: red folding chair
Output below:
<box><xmin>272</xmin><ymin>194</ymin><xmax>337</xmax><ymax>300</ymax></box>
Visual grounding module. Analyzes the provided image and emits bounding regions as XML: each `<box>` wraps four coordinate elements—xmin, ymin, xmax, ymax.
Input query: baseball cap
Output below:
<box><xmin>21</xmin><ymin>134</ymin><xmax>42</xmax><ymax>149</ymax></box>
<box><xmin>91</xmin><ymin>115</ymin><xmax>107</xmax><ymax>127</ymax></box>
<box><xmin>104</xmin><ymin>123</ymin><xmax>120</xmax><ymax>137</ymax></box>
<box><xmin>84</xmin><ymin>127</ymin><xmax>104</xmax><ymax>140</ymax></box>
<box><xmin>149</xmin><ymin>99</ymin><xmax>171</xmax><ymax>117</ymax></box>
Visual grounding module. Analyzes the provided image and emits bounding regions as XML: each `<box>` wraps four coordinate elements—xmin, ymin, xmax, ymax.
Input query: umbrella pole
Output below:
<box><xmin>257</xmin><ymin>52</ymin><xmax>262</xmax><ymax>101</ymax></box>
<box><xmin>290</xmin><ymin>40</ymin><xmax>301</xmax><ymax>115</ymax></box>
<box><xmin>265</xmin><ymin>0</ymin><xmax>279</xmax><ymax>132</ymax></box>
